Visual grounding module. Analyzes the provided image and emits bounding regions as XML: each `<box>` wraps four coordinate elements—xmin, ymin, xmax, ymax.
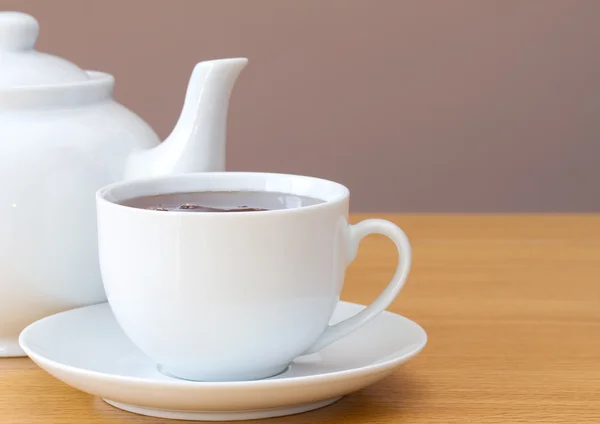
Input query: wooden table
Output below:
<box><xmin>1</xmin><ymin>215</ymin><xmax>598</xmax><ymax>423</ymax></box>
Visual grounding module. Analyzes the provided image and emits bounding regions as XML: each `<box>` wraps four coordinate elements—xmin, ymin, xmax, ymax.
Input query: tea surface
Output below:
<box><xmin>120</xmin><ymin>190</ymin><xmax>325</xmax><ymax>212</ymax></box>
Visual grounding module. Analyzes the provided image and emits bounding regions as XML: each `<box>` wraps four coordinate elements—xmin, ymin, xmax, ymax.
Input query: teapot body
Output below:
<box><xmin>0</xmin><ymin>92</ymin><xmax>159</xmax><ymax>356</ymax></box>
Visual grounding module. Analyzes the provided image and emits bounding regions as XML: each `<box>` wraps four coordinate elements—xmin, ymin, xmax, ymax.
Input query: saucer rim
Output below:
<box><xmin>19</xmin><ymin>301</ymin><xmax>427</xmax><ymax>389</ymax></box>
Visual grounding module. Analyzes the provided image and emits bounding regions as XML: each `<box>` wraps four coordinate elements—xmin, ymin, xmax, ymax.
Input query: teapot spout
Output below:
<box><xmin>124</xmin><ymin>57</ymin><xmax>248</xmax><ymax>180</ymax></box>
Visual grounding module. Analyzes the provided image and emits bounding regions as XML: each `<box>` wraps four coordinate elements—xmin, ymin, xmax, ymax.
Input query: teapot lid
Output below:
<box><xmin>0</xmin><ymin>12</ymin><xmax>90</xmax><ymax>89</ymax></box>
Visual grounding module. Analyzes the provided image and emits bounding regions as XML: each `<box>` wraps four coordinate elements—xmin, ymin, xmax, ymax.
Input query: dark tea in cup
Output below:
<box><xmin>119</xmin><ymin>190</ymin><xmax>325</xmax><ymax>213</ymax></box>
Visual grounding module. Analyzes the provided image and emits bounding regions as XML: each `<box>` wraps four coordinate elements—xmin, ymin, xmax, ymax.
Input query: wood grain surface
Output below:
<box><xmin>1</xmin><ymin>215</ymin><xmax>598</xmax><ymax>423</ymax></box>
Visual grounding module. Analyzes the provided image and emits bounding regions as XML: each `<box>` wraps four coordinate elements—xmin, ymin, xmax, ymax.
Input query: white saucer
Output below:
<box><xmin>19</xmin><ymin>302</ymin><xmax>427</xmax><ymax>421</ymax></box>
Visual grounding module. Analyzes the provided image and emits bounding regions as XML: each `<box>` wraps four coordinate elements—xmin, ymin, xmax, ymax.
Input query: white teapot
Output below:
<box><xmin>0</xmin><ymin>12</ymin><xmax>248</xmax><ymax>356</ymax></box>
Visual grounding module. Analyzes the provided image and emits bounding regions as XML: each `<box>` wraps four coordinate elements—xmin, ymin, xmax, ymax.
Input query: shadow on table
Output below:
<box><xmin>294</xmin><ymin>370</ymin><xmax>425</xmax><ymax>423</ymax></box>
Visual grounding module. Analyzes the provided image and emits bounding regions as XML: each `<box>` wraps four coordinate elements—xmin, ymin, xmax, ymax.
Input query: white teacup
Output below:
<box><xmin>96</xmin><ymin>172</ymin><xmax>412</xmax><ymax>382</ymax></box>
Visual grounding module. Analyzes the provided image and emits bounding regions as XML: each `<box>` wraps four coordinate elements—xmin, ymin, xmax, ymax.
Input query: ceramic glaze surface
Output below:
<box><xmin>96</xmin><ymin>172</ymin><xmax>412</xmax><ymax>381</ymax></box>
<box><xmin>19</xmin><ymin>301</ymin><xmax>427</xmax><ymax>420</ymax></box>
<box><xmin>0</xmin><ymin>100</ymin><xmax>157</xmax><ymax>356</ymax></box>
<box><xmin>0</xmin><ymin>11</ymin><xmax>247</xmax><ymax>356</ymax></box>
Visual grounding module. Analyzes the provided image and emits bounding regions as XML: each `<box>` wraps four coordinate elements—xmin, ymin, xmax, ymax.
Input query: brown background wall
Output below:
<box><xmin>2</xmin><ymin>0</ymin><xmax>599</xmax><ymax>212</ymax></box>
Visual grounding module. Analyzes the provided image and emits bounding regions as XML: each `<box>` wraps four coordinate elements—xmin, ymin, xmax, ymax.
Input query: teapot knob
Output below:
<box><xmin>0</xmin><ymin>12</ymin><xmax>39</xmax><ymax>51</ymax></box>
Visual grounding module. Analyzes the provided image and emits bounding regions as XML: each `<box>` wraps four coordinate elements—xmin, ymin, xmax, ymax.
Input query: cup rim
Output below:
<box><xmin>96</xmin><ymin>172</ymin><xmax>350</xmax><ymax>216</ymax></box>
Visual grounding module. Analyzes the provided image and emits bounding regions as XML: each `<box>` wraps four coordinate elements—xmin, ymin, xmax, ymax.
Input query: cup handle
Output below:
<box><xmin>303</xmin><ymin>218</ymin><xmax>412</xmax><ymax>355</ymax></box>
